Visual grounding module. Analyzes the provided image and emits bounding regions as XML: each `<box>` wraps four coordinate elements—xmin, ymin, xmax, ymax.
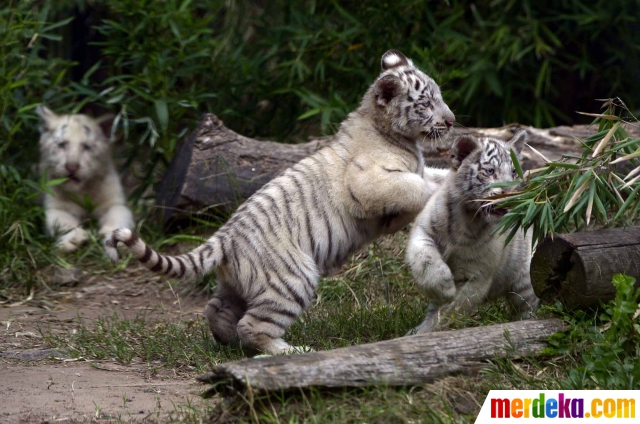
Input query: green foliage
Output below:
<box><xmin>30</xmin><ymin>0</ymin><xmax>640</xmax><ymax>151</ymax></box>
<box><xmin>494</xmin><ymin>98</ymin><xmax>640</xmax><ymax>244</ymax></box>
<box><xmin>547</xmin><ymin>274</ymin><xmax>640</xmax><ymax>390</ymax></box>
<box><xmin>75</xmin><ymin>0</ymin><xmax>221</xmax><ymax>154</ymax></box>
<box><xmin>0</xmin><ymin>2</ymin><xmax>77</xmax><ymax>291</ymax></box>
<box><xmin>0</xmin><ymin>1</ymin><xmax>75</xmax><ymax>163</ymax></box>
<box><xmin>0</xmin><ymin>166</ymin><xmax>50</xmax><ymax>291</ymax></box>
<box><xmin>1</xmin><ymin>1</ymin><xmax>639</xmax><ymax>243</ymax></box>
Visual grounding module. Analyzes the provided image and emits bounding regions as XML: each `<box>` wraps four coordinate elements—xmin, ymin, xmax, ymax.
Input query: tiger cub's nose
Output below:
<box><xmin>66</xmin><ymin>163</ymin><xmax>80</xmax><ymax>174</ymax></box>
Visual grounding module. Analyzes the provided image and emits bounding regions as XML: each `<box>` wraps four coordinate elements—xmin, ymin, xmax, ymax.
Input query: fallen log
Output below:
<box><xmin>155</xmin><ymin>114</ymin><xmax>331</xmax><ymax>225</ymax></box>
<box><xmin>530</xmin><ymin>227</ymin><xmax>640</xmax><ymax>308</ymax></box>
<box><xmin>160</xmin><ymin>112</ymin><xmax>638</xmax><ymax>225</ymax></box>
<box><xmin>197</xmin><ymin>318</ymin><xmax>565</xmax><ymax>394</ymax></box>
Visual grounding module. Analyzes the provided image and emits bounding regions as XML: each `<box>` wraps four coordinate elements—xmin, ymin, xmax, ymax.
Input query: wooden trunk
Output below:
<box><xmin>530</xmin><ymin>227</ymin><xmax>640</xmax><ymax>308</ymax></box>
<box><xmin>197</xmin><ymin>318</ymin><xmax>565</xmax><ymax>395</ymax></box>
<box><xmin>156</xmin><ymin>113</ymin><xmax>623</xmax><ymax>225</ymax></box>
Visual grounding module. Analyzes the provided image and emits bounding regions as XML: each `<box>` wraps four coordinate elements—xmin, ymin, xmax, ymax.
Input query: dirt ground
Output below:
<box><xmin>0</xmin><ymin>266</ymin><xmax>211</xmax><ymax>423</ymax></box>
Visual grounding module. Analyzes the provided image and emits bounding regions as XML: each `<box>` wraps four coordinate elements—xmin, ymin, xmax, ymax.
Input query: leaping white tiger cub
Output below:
<box><xmin>37</xmin><ymin>106</ymin><xmax>134</xmax><ymax>252</ymax></box>
<box><xmin>406</xmin><ymin>131</ymin><xmax>540</xmax><ymax>334</ymax></box>
<box><xmin>105</xmin><ymin>50</ymin><xmax>456</xmax><ymax>355</ymax></box>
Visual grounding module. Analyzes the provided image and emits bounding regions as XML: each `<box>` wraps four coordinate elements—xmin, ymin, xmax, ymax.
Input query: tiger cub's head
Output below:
<box><xmin>36</xmin><ymin>105</ymin><xmax>115</xmax><ymax>191</ymax></box>
<box><xmin>449</xmin><ymin>131</ymin><xmax>527</xmax><ymax>221</ymax></box>
<box><xmin>368</xmin><ymin>49</ymin><xmax>455</xmax><ymax>145</ymax></box>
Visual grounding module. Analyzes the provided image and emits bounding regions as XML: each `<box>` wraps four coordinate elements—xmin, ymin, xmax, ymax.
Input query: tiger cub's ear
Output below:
<box><xmin>35</xmin><ymin>105</ymin><xmax>59</xmax><ymax>134</ymax></box>
<box><xmin>95</xmin><ymin>113</ymin><xmax>116</xmax><ymax>143</ymax></box>
<box><xmin>381</xmin><ymin>49</ymin><xmax>410</xmax><ymax>71</ymax></box>
<box><xmin>450</xmin><ymin>135</ymin><xmax>480</xmax><ymax>170</ymax></box>
<box><xmin>374</xmin><ymin>75</ymin><xmax>402</xmax><ymax>107</ymax></box>
<box><xmin>508</xmin><ymin>130</ymin><xmax>527</xmax><ymax>155</ymax></box>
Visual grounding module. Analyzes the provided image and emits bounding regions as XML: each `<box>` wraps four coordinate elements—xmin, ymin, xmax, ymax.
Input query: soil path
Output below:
<box><xmin>0</xmin><ymin>267</ymin><xmax>211</xmax><ymax>423</ymax></box>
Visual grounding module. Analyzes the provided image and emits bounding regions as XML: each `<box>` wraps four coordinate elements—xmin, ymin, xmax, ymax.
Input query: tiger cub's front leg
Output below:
<box><xmin>346</xmin><ymin>159</ymin><xmax>428</xmax><ymax>231</ymax></box>
<box><xmin>406</xmin><ymin>229</ymin><xmax>458</xmax><ymax>334</ymax></box>
<box><xmin>46</xmin><ymin>207</ymin><xmax>88</xmax><ymax>252</ymax></box>
<box><xmin>97</xmin><ymin>203</ymin><xmax>135</xmax><ymax>238</ymax></box>
<box><xmin>406</xmin><ymin>226</ymin><xmax>456</xmax><ymax>305</ymax></box>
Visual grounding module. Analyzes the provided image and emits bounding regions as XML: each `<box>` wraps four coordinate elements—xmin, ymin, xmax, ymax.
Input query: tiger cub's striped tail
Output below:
<box><xmin>104</xmin><ymin>228</ymin><xmax>220</xmax><ymax>280</ymax></box>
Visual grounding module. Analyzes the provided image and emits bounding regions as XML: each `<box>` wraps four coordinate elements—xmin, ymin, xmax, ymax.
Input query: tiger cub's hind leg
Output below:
<box><xmin>204</xmin><ymin>283</ymin><xmax>247</xmax><ymax>345</ymax></box>
<box><xmin>236</xmin><ymin>283</ymin><xmax>312</xmax><ymax>355</ymax></box>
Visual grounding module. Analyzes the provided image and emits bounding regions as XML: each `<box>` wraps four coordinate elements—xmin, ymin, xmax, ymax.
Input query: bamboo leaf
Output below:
<box><xmin>625</xmin><ymin>165</ymin><xmax>640</xmax><ymax>181</ymax></box>
<box><xmin>611</xmin><ymin>138</ymin><xmax>640</xmax><ymax>152</ymax></box>
<box><xmin>487</xmin><ymin>181</ymin><xmax>521</xmax><ymax>188</ymax></box>
<box><xmin>297</xmin><ymin>108</ymin><xmax>320</xmax><ymax>120</ymax></box>
<box><xmin>523</xmin><ymin>200</ymin><xmax>539</xmax><ymax>226</ymax></box>
<box><xmin>42</xmin><ymin>16</ymin><xmax>75</xmax><ymax>33</ymax></box>
<box><xmin>548</xmin><ymin>162</ymin><xmax>580</xmax><ymax>169</ymax></box>
<box><xmin>591</xmin><ymin>122</ymin><xmax>620</xmax><ymax>158</ymax></box>
<box><xmin>510</xmin><ymin>149</ymin><xmax>524</xmax><ymax>179</ymax></box>
<box><xmin>586</xmin><ymin>179</ymin><xmax>596</xmax><ymax>225</ymax></box>
<box><xmin>610</xmin><ymin>148</ymin><xmax>640</xmax><ymax>164</ymax></box>
<box><xmin>563</xmin><ymin>174</ymin><xmax>591</xmax><ymax>213</ymax></box>
<box><xmin>154</xmin><ymin>99</ymin><xmax>168</xmax><ymax>132</ymax></box>
<box><xmin>525</xmin><ymin>143</ymin><xmax>550</xmax><ymax>163</ymax></box>
<box><xmin>503</xmin><ymin>225</ymin><xmax>520</xmax><ymax>246</ymax></box>
<box><xmin>621</xmin><ymin>174</ymin><xmax>640</xmax><ymax>190</ymax></box>
<box><xmin>575</xmin><ymin>112</ymin><xmax>620</xmax><ymax>120</ymax></box>
<box><xmin>593</xmin><ymin>192</ymin><xmax>607</xmax><ymax>220</ymax></box>
<box><xmin>613</xmin><ymin>184</ymin><xmax>640</xmax><ymax>221</ymax></box>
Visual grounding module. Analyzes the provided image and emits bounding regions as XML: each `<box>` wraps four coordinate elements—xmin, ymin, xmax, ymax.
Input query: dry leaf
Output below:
<box><xmin>564</xmin><ymin>179</ymin><xmax>590</xmax><ymax>213</ymax></box>
<box><xmin>591</xmin><ymin>122</ymin><xmax>620</xmax><ymax>158</ymax></box>
<box><xmin>526</xmin><ymin>143</ymin><xmax>550</xmax><ymax>163</ymax></box>
<box><xmin>576</xmin><ymin>111</ymin><xmax>620</xmax><ymax>120</ymax></box>
<box><xmin>621</xmin><ymin>174</ymin><xmax>640</xmax><ymax>190</ymax></box>
<box><xmin>610</xmin><ymin>148</ymin><xmax>640</xmax><ymax>164</ymax></box>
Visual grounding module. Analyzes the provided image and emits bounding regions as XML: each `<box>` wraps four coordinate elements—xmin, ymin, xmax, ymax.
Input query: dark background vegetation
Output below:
<box><xmin>5</xmin><ymin>0</ymin><xmax>640</xmax><ymax>155</ymax></box>
<box><xmin>2</xmin><ymin>2</ymin><xmax>640</xmax><ymax>412</ymax></box>
<box><xmin>1</xmin><ymin>0</ymin><xmax>639</xmax><ymax>286</ymax></box>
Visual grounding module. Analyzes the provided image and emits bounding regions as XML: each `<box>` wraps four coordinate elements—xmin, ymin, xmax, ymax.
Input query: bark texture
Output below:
<box><xmin>530</xmin><ymin>227</ymin><xmax>640</xmax><ymax>308</ymax></box>
<box><xmin>197</xmin><ymin>318</ymin><xmax>565</xmax><ymax>394</ymax></box>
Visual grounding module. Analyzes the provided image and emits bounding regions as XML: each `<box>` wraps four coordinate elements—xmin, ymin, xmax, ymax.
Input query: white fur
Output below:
<box><xmin>104</xmin><ymin>50</ymin><xmax>456</xmax><ymax>355</ymax></box>
<box><xmin>423</xmin><ymin>167</ymin><xmax>450</xmax><ymax>197</ymax></box>
<box><xmin>37</xmin><ymin>105</ymin><xmax>134</xmax><ymax>252</ymax></box>
<box><xmin>406</xmin><ymin>133</ymin><xmax>539</xmax><ymax>334</ymax></box>
<box><xmin>384</xmin><ymin>53</ymin><xmax>401</xmax><ymax>66</ymax></box>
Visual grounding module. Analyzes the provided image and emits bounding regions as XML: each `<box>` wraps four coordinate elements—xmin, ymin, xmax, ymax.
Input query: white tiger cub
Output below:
<box><xmin>105</xmin><ymin>49</ymin><xmax>456</xmax><ymax>355</ymax></box>
<box><xmin>37</xmin><ymin>106</ymin><xmax>134</xmax><ymax>252</ymax></box>
<box><xmin>406</xmin><ymin>131</ymin><xmax>540</xmax><ymax>334</ymax></box>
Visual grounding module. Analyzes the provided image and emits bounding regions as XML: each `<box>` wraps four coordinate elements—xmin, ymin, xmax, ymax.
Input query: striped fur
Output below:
<box><xmin>406</xmin><ymin>131</ymin><xmax>540</xmax><ymax>334</ymax></box>
<box><xmin>105</xmin><ymin>50</ymin><xmax>455</xmax><ymax>355</ymax></box>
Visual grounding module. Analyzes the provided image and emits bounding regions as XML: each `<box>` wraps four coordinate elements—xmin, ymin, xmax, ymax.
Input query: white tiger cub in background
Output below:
<box><xmin>406</xmin><ymin>131</ymin><xmax>540</xmax><ymax>334</ymax></box>
<box><xmin>37</xmin><ymin>105</ymin><xmax>134</xmax><ymax>252</ymax></box>
<box><xmin>105</xmin><ymin>49</ymin><xmax>456</xmax><ymax>355</ymax></box>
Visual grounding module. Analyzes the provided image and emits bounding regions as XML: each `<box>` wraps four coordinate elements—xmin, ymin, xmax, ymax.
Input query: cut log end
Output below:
<box><xmin>530</xmin><ymin>237</ymin><xmax>582</xmax><ymax>305</ymax></box>
<box><xmin>531</xmin><ymin>227</ymin><xmax>640</xmax><ymax>308</ymax></box>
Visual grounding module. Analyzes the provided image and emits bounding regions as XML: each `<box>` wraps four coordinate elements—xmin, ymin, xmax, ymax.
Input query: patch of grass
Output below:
<box><xmin>33</xmin><ymin>229</ymin><xmax>640</xmax><ymax>421</ymax></box>
<box><xmin>40</xmin><ymin>311</ymin><xmax>246</xmax><ymax>373</ymax></box>
<box><xmin>206</xmin><ymin>385</ymin><xmax>469</xmax><ymax>424</ymax></box>
<box><xmin>37</xmin><ymin>233</ymin><xmax>561</xmax><ymax>422</ymax></box>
